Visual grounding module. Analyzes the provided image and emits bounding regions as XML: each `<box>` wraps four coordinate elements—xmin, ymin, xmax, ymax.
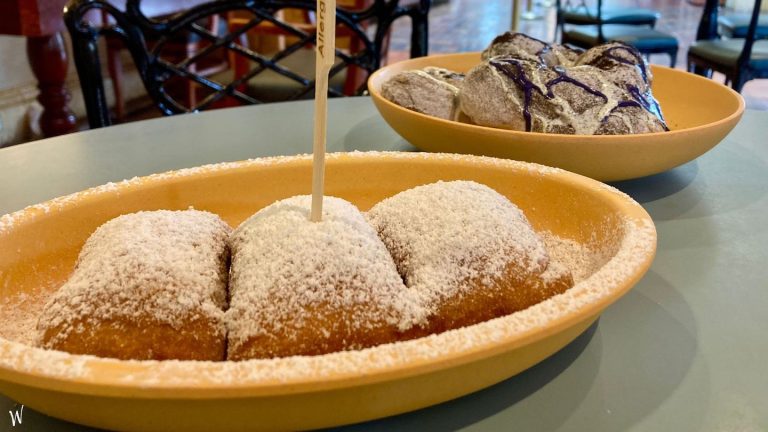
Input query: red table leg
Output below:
<box><xmin>26</xmin><ymin>33</ymin><xmax>77</xmax><ymax>137</ymax></box>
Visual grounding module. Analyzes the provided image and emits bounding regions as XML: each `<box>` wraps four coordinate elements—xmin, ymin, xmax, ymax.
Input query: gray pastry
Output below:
<box><xmin>482</xmin><ymin>32</ymin><xmax>581</xmax><ymax>67</ymax></box>
<box><xmin>459</xmin><ymin>56</ymin><xmax>667</xmax><ymax>134</ymax></box>
<box><xmin>422</xmin><ymin>66</ymin><xmax>465</xmax><ymax>88</ymax></box>
<box><xmin>575</xmin><ymin>42</ymin><xmax>653</xmax><ymax>94</ymax></box>
<box><xmin>381</xmin><ymin>67</ymin><xmax>464</xmax><ymax>120</ymax></box>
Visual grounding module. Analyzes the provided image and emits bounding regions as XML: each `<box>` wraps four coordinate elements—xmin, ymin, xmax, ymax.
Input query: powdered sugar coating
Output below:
<box><xmin>0</xmin><ymin>153</ymin><xmax>655</xmax><ymax>390</ymax></box>
<box><xmin>227</xmin><ymin>196</ymin><xmax>427</xmax><ymax>359</ymax></box>
<box><xmin>36</xmin><ymin>210</ymin><xmax>231</xmax><ymax>351</ymax></box>
<box><xmin>0</xmin><ymin>217</ymin><xmax>653</xmax><ymax>387</ymax></box>
<box><xmin>367</xmin><ymin>180</ymin><xmax>548</xmax><ymax>310</ymax></box>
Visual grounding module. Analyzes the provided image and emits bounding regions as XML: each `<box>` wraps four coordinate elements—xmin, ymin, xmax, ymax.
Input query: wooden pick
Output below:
<box><xmin>310</xmin><ymin>0</ymin><xmax>337</xmax><ymax>222</ymax></box>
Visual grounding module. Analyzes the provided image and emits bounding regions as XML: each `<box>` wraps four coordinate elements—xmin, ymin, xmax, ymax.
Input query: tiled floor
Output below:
<box><xmin>387</xmin><ymin>0</ymin><xmax>768</xmax><ymax>110</ymax></box>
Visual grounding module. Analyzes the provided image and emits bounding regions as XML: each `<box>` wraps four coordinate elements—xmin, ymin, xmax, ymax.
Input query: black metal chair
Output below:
<box><xmin>688</xmin><ymin>0</ymin><xmax>768</xmax><ymax>92</ymax></box>
<box><xmin>64</xmin><ymin>0</ymin><xmax>431</xmax><ymax>129</ymax></box>
<box><xmin>558</xmin><ymin>0</ymin><xmax>678</xmax><ymax>67</ymax></box>
<box><xmin>555</xmin><ymin>0</ymin><xmax>660</xmax><ymax>36</ymax></box>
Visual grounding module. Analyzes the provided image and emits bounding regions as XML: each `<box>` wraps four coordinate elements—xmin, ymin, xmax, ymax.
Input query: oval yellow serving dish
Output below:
<box><xmin>368</xmin><ymin>53</ymin><xmax>744</xmax><ymax>181</ymax></box>
<box><xmin>0</xmin><ymin>152</ymin><xmax>655</xmax><ymax>431</ymax></box>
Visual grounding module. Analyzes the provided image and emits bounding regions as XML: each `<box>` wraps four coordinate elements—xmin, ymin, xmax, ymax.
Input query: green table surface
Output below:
<box><xmin>1</xmin><ymin>97</ymin><xmax>766</xmax><ymax>431</ymax></box>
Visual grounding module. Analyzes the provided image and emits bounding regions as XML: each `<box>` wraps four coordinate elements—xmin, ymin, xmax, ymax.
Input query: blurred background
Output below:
<box><xmin>1</xmin><ymin>0</ymin><xmax>765</xmax><ymax>147</ymax></box>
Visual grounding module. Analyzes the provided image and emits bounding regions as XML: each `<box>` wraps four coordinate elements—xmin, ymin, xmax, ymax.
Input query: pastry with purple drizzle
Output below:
<box><xmin>461</xmin><ymin>33</ymin><xmax>667</xmax><ymax>134</ymax></box>
<box><xmin>381</xmin><ymin>32</ymin><xmax>668</xmax><ymax>135</ymax></box>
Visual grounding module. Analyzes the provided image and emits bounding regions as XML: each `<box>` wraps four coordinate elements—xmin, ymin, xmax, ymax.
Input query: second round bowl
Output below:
<box><xmin>368</xmin><ymin>52</ymin><xmax>744</xmax><ymax>181</ymax></box>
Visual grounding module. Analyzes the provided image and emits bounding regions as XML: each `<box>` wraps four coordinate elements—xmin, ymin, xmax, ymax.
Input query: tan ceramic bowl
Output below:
<box><xmin>0</xmin><ymin>153</ymin><xmax>655</xmax><ymax>431</ymax></box>
<box><xmin>368</xmin><ymin>53</ymin><xmax>745</xmax><ymax>181</ymax></box>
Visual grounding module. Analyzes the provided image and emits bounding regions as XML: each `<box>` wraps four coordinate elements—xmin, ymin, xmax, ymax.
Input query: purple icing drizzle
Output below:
<box><xmin>490</xmin><ymin>58</ymin><xmax>610</xmax><ymax>132</ymax></box>
<box><xmin>489</xmin><ymin>42</ymin><xmax>668</xmax><ymax>132</ymax></box>
<box><xmin>600</xmin><ymin>44</ymin><xmax>649</xmax><ymax>83</ymax></box>
<box><xmin>546</xmin><ymin>67</ymin><xmax>608</xmax><ymax>101</ymax></box>
<box><xmin>590</xmin><ymin>45</ymin><xmax>668</xmax><ymax>129</ymax></box>
<box><xmin>489</xmin><ymin>58</ymin><xmax>539</xmax><ymax>131</ymax></box>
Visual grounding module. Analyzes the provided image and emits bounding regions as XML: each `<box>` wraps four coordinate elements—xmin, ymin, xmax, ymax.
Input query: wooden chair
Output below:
<box><xmin>64</xmin><ymin>0</ymin><xmax>431</xmax><ymax>129</ymax></box>
<box><xmin>559</xmin><ymin>0</ymin><xmax>678</xmax><ymax>67</ymax></box>
<box><xmin>688</xmin><ymin>0</ymin><xmax>768</xmax><ymax>92</ymax></box>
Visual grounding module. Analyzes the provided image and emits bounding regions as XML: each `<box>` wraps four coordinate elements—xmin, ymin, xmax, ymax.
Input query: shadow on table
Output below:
<box><xmin>592</xmin><ymin>272</ymin><xmax>705</xmax><ymax>431</ymax></box>
<box><xmin>612</xmin><ymin>138</ymin><xmax>768</xmax><ymax>223</ymax></box>
<box><xmin>610</xmin><ymin>160</ymin><xmax>699</xmax><ymax>205</ymax></box>
<box><xmin>333</xmin><ymin>270</ymin><xmax>703</xmax><ymax>432</ymax></box>
<box><xmin>329</xmin><ymin>320</ymin><xmax>601</xmax><ymax>432</ymax></box>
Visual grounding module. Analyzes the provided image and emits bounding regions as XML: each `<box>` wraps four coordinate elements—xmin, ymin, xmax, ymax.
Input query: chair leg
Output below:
<box><xmin>408</xmin><ymin>4</ymin><xmax>429</xmax><ymax>58</ymax></box>
<box><xmin>106</xmin><ymin>39</ymin><xmax>125</xmax><ymax>122</ymax></box>
<box><xmin>70</xmin><ymin>31</ymin><xmax>112</xmax><ymax>128</ymax></box>
<box><xmin>691</xmin><ymin>64</ymin><xmax>711</xmax><ymax>77</ymax></box>
<box><xmin>732</xmin><ymin>73</ymin><xmax>748</xmax><ymax>93</ymax></box>
<box><xmin>668</xmin><ymin>47</ymin><xmax>678</xmax><ymax>68</ymax></box>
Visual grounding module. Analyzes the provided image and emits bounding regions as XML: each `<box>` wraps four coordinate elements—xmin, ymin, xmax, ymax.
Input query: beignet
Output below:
<box><xmin>367</xmin><ymin>181</ymin><xmax>573</xmax><ymax>334</ymax></box>
<box><xmin>36</xmin><ymin>210</ymin><xmax>231</xmax><ymax>361</ymax></box>
<box><xmin>226</xmin><ymin>196</ymin><xmax>426</xmax><ymax>360</ymax></box>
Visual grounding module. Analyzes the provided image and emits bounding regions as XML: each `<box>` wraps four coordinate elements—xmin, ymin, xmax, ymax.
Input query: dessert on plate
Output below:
<box><xmin>35</xmin><ymin>181</ymin><xmax>574</xmax><ymax>361</ymax></box>
<box><xmin>367</xmin><ymin>180</ymin><xmax>572</xmax><ymax>334</ymax></box>
<box><xmin>226</xmin><ymin>195</ymin><xmax>427</xmax><ymax>360</ymax></box>
<box><xmin>36</xmin><ymin>210</ymin><xmax>231</xmax><ymax>361</ymax></box>
<box><xmin>381</xmin><ymin>32</ymin><xmax>668</xmax><ymax>135</ymax></box>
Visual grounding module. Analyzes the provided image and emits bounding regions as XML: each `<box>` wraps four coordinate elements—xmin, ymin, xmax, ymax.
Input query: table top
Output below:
<box><xmin>1</xmin><ymin>97</ymin><xmax>766</xmax><ymax>431</ymax></box>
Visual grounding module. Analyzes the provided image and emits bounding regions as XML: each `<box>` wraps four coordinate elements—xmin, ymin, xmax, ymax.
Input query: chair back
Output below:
<box><xmin>739</xmin><ymin>0</ymin><xmax>765</xmax><ymax>65</ymax></box>
<box><xmin>555</xmin><ymin>0</ymin><xmax>608</xmax><ymax>42</ymax></box>
<box><xmin>696</xmin><ymin>0</ymin><xmax>720</xmax><ymax>40</ymax></box>
<box><xmin>696</xmin><ymin>0</ymin><xmax>764</xmax><ymax>67</ymax></box>
<box><xmin>64</xmin><ymin>0</ymin><xmax>430</xmax><ymax>128</ymax></box>
<box><xmin>594</xmin><ymin>0</ymin><xmax>605</xmax><ymax>42</ymax></box>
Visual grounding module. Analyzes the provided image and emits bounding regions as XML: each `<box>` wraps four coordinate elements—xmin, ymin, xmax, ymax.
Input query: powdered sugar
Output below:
<box><xmin>227</xmin><ymin>196</ymin><xmax>427</xmax><ymax>358</ymax></box>
<box><xmin>0</xmin><ymin>213</ymin><xmax>654</xmax><ymax>387</ymax></box>
<box><xmin>35</xmin><ymin>210</ymin><xmax>231</xmax><ymax>349</ymax></box>
<box><xmin>0</xmin><ymin>153</ymin><xmax>655</xmax><ymax>390</ymax></box>
<box><xmin>367</xmin><ymin>181</ymin><xmax>549</xmax><ymax>311</ymax></box>
<box><xmin>0</xmin><ymin>291</ymin><xmax>46</xmax><ymax>346</ymax></box>
<box><xmin>540</xmin><ymin>231</ymin><xmax>611</xmax><ymax>284</ymax></box>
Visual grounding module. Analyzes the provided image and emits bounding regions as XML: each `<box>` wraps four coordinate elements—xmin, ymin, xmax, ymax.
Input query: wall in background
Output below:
<box><xmin>0</xmin><ymin>36</ymin><xmax>45</xmax><ymax>147</ymax></box>
<box><xmin>0</xmin><ymin>35</ymin><xmax>145</xmax><ymax>148</ymax></box>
